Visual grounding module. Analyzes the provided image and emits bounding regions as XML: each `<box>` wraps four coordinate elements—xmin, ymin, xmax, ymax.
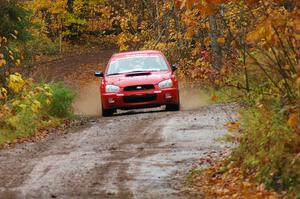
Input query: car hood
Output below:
<box><xmin>105</xmin><ymin>71</ymin><xmax>171</xmax><ymax>87</ymax></box>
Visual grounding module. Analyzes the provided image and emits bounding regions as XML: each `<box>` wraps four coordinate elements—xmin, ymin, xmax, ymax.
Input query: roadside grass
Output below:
<box><xmin>0</xmin><ymin>129</ymin><xmax>16</xmax><ymax>146</ymax></box>
<box><xmin>186</xmin><ymin>168</ymin><xmax>203</xmax><ymax>186</ymax></box>
<box><xmin>0</xmin><ymin>117</ymin><xmax>62</xmax><ymax>147</ymax></box>
<box><xmin>234</xmin><ymin>106</ymin><xmax>300</xmax><ymax>195</ymax></box>
<box><xmin>215</xmin><ymin>134</ymin><xmax>238</xmax><ymax>143</ymax></box>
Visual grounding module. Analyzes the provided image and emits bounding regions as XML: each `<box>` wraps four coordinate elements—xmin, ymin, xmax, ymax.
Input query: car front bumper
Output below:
<box><xmin>101</xmin><ymin>88</ymin><xmax>179</xmax><ymax>110</ymax></box>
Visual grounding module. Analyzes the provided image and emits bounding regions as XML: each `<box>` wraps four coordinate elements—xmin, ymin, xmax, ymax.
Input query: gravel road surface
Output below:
<box><xmin>0</xmin><ymin>104</ymin><xmax>235</xmax><ymax>199</ymax></box>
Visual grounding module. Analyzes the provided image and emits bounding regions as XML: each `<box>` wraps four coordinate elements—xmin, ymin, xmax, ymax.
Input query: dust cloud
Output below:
<box><xmin>73</xmin><ymin>82</ymin><xmax>210</xmax><ymax>116</ymax></box>
<box><xmin>179</xmin><ymin>86</ymin><xmax>210</xmax><ymax>110</ymax></box>
<box><xmin>73</xmin><ymin>81</ymin><xmax>102</xmax><ymax>116</ymax></box>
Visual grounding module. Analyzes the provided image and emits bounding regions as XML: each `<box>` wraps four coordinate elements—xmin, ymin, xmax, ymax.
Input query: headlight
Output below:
<box><xmin>158</xmin><ymin>79</ymin><xmax>173</xmax><ymax>89</ymax></box>
<box><xmin>105</xmin><ymin>85</ymin><xmax>120</xmax><ymax>93</ymax></box>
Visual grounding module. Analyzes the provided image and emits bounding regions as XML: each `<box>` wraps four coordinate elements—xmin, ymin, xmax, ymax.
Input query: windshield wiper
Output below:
<box><xmin>107</xmin><ymin>69</ymin><xmax>161</xmax><ymax>76</ymax></box>
<box><xmin>126</xmin><ymin>70</ymin><xmax>147</xmax><ymax>73</ymax></box>
<box><xmin>107</xmin><ymin>72</ymin><xmax>122</xmax><ymax>76</ymax></box>
<box><xmin>125</xmin><ymin>69</ymin><xmax>160</xmax><ymax>73</ymax></box>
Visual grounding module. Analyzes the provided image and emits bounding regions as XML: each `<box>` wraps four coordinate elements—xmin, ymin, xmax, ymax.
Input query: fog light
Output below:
<box><xmin>108</xmin><ymin>98</ymin><xmax>115</xmax><ymax>104</ymax></box>
<box><xmin>165</xmin><ymin>93</ymin><xmax>172</xmax><ymax>99</ymax></box>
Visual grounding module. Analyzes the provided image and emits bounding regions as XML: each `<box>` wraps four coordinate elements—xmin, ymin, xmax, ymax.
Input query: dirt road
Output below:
<box><xmin>0</xmin><ymin>104</ymin><xmax>235</xmax><ymax>199</ymax></box>
<box><xmin>0</xmin><ymin>50</ymin><xmax>236</xmax><ymax>198</ymax></box>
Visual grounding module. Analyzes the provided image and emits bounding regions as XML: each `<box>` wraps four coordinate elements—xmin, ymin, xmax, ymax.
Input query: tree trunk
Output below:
<box><xmin>67</xmin><ymin>0</ymin><xmax>74</xmax><ymax>13</ymax></box>
<box><xmin>209</xmin><ymin>15</ymin><xmax>222</xmax><ymax>70</ymax></box>
<box><xmin>162</xmin><ymin>0</ymin><xmax>169</xmax><ymax>42</ymax></box>
<box><xmin>137</xmin><ymin>0</ymin><xmax>145</xmax><ymax>32</ymax></box>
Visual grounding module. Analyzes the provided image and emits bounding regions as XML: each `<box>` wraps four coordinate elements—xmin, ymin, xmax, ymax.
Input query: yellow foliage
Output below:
<box><xmin>296</xmin><ymin>77</ymin><xmax>300</xmax><ymax>87</ymax></box>
<box><xmin>0</xmin><ymin>104</ymin><xmax>11</xmax><ymax>118</ymax></box>
<box><xmin>35</xmin><ymin>86</ymin><xmax>45</xmax><ymax>93</ymax></box>
<box><xmin>19</xmin><ymin>104</ymin><xmax>27</xmax><ymax>109</ymax></box>
<box><xmin>7</xmin><ymin>116</ymin><xmax>19</xmax><ymax>127</ymax></box>
<box><xmin>10</xmin><ymin>33</ymin><xmax>17</xmax><ymax>40</ymax></box>
<box><xmin>195</xmin><ymin>59</ymin><xmax>202</xmax><ymax>67</ymax></box>
<box><xmin>45</xmin><ymin>99</ymin><xmax>51</xmax><ymax>105</ymax></box>
<box><xmin>0</xmin><ymin>87</ymin><xmax>8</xmax><ymax>100</ymax></box>
<box><xmin>186</xmin><ymin>27</ymin><xmax>194</xmax><ymax>39</ymax></box>
<box><xmin>45</xmin><ymin>91</ymin><xmax>53</xmax><ymax>97</ymax></box>
<box><xmin>31</xmin><ymin>100</ymin><xmax>42</xmax><ymax>113</ymax></box>
<box><xmin>217</xmin><ymin>37</ymin><xmax>225</xmax><ymax>44</ymax></box>
<box><xmin>25</xmin><ymin>78</ymin><xmax>34</xmax><ymax>86</ymax></box>
<box><xmin>16</xmin><ymin>59</ymin><xmax>21</xmax><ymax>65</ymax></box>
<box><xmin>192</xmin><ymin>48</ymin><xmax>200</xmax><ymax>56</ymax></box>
<box><xmin>11</xmin><ymin>100</ymin><xmax>20</xmax><ymax>106</ymax></box>
<box><xmin>204</xmin><ymin>37</ymin><xmax>211</xmax><ymax>47</ymax></box>
<box><xmin>9</xmin><ymin>55</ymin><xmax>14</xmax><ymax>61</ymax></box>
<box><xmin>7</xmin><ymin>73</ymin><xmax>25</xmax><ymax>93</ymax></box>
<box><xmin>0</xmin><ymin>59</ymin><xmax>6</xmax><ymax>67</ymax></box>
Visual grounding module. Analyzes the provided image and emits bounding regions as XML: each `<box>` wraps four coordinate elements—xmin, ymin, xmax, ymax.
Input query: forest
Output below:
<box><xmin>0</xmin><ymin>0</ymin><xmax>299</xmax><ymax>197</ymax></box>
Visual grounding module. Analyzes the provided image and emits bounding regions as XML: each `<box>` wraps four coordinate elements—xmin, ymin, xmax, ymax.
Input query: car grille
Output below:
<box><xmin>123</xmin><ymin>94</ymin><xmax>157</xmax><ymax>103</ymax></box>
<box><xmin>124</xmin><ymin>84</ymin><xmax>155</xmax><ymax>92</ymax></box>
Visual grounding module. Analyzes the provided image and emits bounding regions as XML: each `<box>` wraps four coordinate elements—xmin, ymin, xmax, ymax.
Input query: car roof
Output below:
<box><xmin>111</xmin><ymin>50</ymin><xmax>164</xmax><ymax>59</ymax></box>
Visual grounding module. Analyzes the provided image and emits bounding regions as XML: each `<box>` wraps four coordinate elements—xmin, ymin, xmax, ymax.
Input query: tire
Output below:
<box><xmin>166</xmin><ymin>103</ymin><xmax>180</xmax><ymax>111</ymax></box>
<box><xmin>102</xmin><ymin>107</ymin><xmax>114</xmax><ymax>117</ymax></box>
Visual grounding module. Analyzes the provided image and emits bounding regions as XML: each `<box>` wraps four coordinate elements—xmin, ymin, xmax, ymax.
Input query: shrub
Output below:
<box><xmin>47</xmin><ymin>83</ymin><xmax>75</xmax><ymax>118</ymax></box>
<box><xmin>214</xmin><ymin>85</ymin><xmax>300</xmax><ymax>195</ymax></box>
<box><xmin>22</xmin><ymin>34</ymin><xmax>59</xmax><ymax>61</ymax></box>
<box><xmin>235</xmin><ymin>105</ymin><xmax>300</xmax><ymax>190</ymax></box>
<box><xmin>0</xmin><ymin>74</ymin><xmax>74</xmax><ymax>145</ymax></box>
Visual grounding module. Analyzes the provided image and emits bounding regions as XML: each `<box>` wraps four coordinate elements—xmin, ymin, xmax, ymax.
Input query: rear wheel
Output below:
<box><xmin>166</xmin><ymin>103</ymin><xmax>180</xmax><ymax>111</ymax></box>
<box><xmin>102</xmin><ymin>106</ymin><xmax>114</xmax><ymax>117</ymax></box>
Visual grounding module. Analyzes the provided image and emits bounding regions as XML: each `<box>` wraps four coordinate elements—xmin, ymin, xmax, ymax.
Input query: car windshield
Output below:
<box><xmin>107</xmin><ymin>55</ymin><xmax>169</xmax><ymax>75</ymax></box>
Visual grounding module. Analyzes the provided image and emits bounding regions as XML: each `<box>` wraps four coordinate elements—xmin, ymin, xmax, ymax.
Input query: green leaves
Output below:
<box><xmin>0</xmin><ymin>2</ymin><xmax>31</xmax><ymax>41</ymax></box>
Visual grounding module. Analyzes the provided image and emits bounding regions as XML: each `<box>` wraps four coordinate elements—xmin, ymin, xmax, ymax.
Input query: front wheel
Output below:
<box><xmin>102</xmin><ymin>106</ymin><xmax>114</xmax><ymax>117</ymax></box>
<box><xmin>166</xmin><ymin>103</ymin><xmax>180</xmax><ymax>111</ymax></box>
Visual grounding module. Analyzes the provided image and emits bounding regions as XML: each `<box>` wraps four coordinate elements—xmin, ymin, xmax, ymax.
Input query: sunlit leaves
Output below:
<box><xmin>296</xmin><ymin>77</ymin><xmax>300</xmax><ymax>87</ymax></box>
<box><xmin>15</xmin><ymin>59</ymin><xmax>21</xmax><ymax>66</ymax></box>
<box><xmin>217</xmin><ymin>37</ymin><xmax>225</xmax><ymax>44</ymax></box>
<box><xmin>0</xmin><ymin>74</ymin><xmax>61</xmax><ymax>141</ymax></box>
<box><xmin>31</xmin><ymin>100</ymin><xmax>42</xmax><ymax>113</ymax></box>
<box><xmin>0</xmin><ymin>59</ymin><xmax>6</xmax><ymax>67</ymax></box>
<box><xmin>7</xmin><ymin>73</ymin><xmax>25</xmax><ymax>94</ymax></box>
<box><xmin>0</xmin><ymin>87</ymin><xmax>7</xmax><ymax>100</ymax></box>
<box><xmin>10</xmin><ymin>33</ymin><xmax>17</xmax><ymax>40</ymax></box>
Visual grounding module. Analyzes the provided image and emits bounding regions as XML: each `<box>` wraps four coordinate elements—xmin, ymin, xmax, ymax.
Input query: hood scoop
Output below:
<box><xmin>125</xmin><ymin>72</ymin><xmax>151</xmax><ymax>77</ymax></box>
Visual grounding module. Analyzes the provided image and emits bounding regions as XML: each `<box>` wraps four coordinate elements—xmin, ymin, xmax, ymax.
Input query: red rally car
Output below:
<box><xmin>95</xmin><ymin>50</ymin><xmax>180</xmax><ymax>116</ymax></box>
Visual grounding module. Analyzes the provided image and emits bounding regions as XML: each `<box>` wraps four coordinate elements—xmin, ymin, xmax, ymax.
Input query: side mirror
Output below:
<box><xmin>171</xmin><ymin>64</ymin><xmax>178</xmax><ymax>72</ymax></box>
<box><xmin>95</xmin><ymin>71</ymin><xmax>104</xmax><ymax>77</ymax></box>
